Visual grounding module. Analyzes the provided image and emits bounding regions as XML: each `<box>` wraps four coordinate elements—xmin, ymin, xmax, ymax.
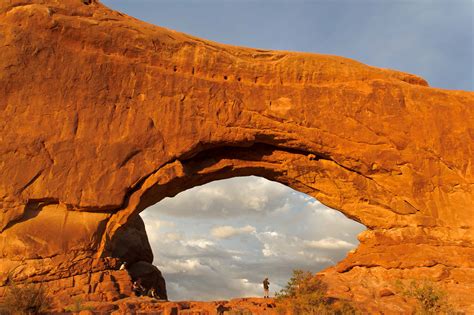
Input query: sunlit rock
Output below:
<box><xmin>0</xmin><ymin>0</ymin><xmax>473</xmax><ymax>312</ymax></box>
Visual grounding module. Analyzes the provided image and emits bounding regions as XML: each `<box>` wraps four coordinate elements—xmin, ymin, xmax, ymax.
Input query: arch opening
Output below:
<box><xmin>115</xmin><ymin>175</ymin><xmax>366</xmax><ymax>301</ymax></box>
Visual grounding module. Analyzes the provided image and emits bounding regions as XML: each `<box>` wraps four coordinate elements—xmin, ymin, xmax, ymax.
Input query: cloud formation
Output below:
<box><xmin>211</xmin><ymin>225</ymin><xmax>256</xmax><ymax>239</ymax></box>
<box><xmin>141</xmin><ymin>176</ymin><xmax>366</xmax><ymax>300</ymax></box>
<box><xmin>148</xmin><ymin>177</ymin><xmax>291</xmax><ymax>219</ymax></box>
<box><xmin>304</xmin><ymin>238</ymin><xmax>355</xmax><ymax>250</ymax></box>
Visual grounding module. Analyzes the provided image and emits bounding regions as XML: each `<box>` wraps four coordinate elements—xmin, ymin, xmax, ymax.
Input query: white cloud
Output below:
<box><xmin>146</xmin><ymin>231</ymin><xmax>182</xmax><ymax>244</ymax></box>
<box><xmin>144</xmin><ymin>220</ymin><xmax>178</xmax><ymax>242</ymax></box>
<box><xmin>255</xmin><ymin>231</ymin><xmax>355</xmax><ymax>261</ymax></box>
<box><xmin>182</xmin><ymin>239</ymin><xmax>215</xmax><ymax>249</ymax></box>
<box><xmin>147</xmin><ymin>176</ymin><xmax>291</xmax><ymax>219</ymax></box>
<box><xmin>245</xmin><ymin>195</ymin><xmax>268</xmax><ymax>210</ymax></box>
<box><xmin>262</xmin><ymin>246</ymin><xmax>274</xmax><ymax>257</ymax></box>
<box><xmin>163</xmin><ymin>232</ymin><xmax>182</xmax><ymax>242</ymax></box>
<box><xmin>237</xmin><ymin>278</ymin><xmax>262</xmax><ymax>296</ymax></box>
<box><xmin>144</xmin><ymin>218</ymin><xmax>176</xmax><ymax>231</ymax></box>
<box><xmin>304</xmin><ymin>237</ymin><xmax>355</xmax><ymax>250</ymax></box>
<box><xmin>160</xmin><ymin>258</ymin><xmax>211</xmax><ymax>275</ymax></box>
<box><xmin>211</xmin><ymin>225</ymin><xmax>256</xmax><ymax>239</ymax></box>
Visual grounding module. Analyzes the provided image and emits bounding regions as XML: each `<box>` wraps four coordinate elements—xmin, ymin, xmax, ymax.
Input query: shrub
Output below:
<box><xmin>64</xmin><ymin>297</ymin><xmax>95</xmax><ymax>312</ymax></box>
<box><xmin>276</xmin><ymin>270</ymin><xmax>326</xmax><ymax>300</ymax></box>
<box><xmin>0</xmin><ymin>279</ymin><xmax>51</xmax><ymax>314</ymax></box>
<box><xmin>395</xmin><ymin>279</ymin><xmax>453</xmax><ymax>315</ymax></box>
<box><xmin>275</xmin><ymin>269</ymin><xmax>358</xmax><ymax>315</ymax></box>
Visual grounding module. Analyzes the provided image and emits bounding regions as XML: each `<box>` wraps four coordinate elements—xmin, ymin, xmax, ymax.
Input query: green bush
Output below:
<box><xmin>276</xmin><ymin>270</ymin><xmax>326</xmax><ymax>301</ymax></box>
<box><xmin>275</xmin><ymin>270</ymin><xmax>358</xmax><ymax>315</ymax></box>
<box><xmin>64</xmin><ymin>297</ymin><xmax>95</xmax><ymax>312</ymax></box>
<box><xmin>395</xmin><ymin>280</ymin><xmax>453</xmax><ymax>315</ymax></box>
<box><xmin>0</xmin><ymin>279</ymin><xmax>51</xmax><ymax>314</ymax></box>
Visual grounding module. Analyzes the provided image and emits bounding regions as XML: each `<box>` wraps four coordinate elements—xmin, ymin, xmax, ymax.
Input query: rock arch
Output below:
<box><xmin>0</xmin><ymin>0</ymin><xmax>472</xmax><ymax>312</ymax></box>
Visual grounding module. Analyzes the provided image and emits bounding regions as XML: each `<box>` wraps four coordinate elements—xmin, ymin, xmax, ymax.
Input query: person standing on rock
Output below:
<box><xmin>263</xmin><ymin>277</ymin><xmax>270</xmax><ymax>298</ymax></box>
<box><xmin>132</xmin><ymin>278</ymin><xmax>145</xmax><ymax>297</ymax></box>
<box><xmin>119</xmin><ymin>262</ymin><xmax>127</xmax><ymax>271</ymax></box>
<box><xmin>148</xmin><ymin>287</ymin><xmax>158</xmax><ymax>299</ymax></box>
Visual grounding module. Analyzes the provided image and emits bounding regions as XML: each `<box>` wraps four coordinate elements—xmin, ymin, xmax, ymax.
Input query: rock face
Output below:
<box><xmin>0</xmin><ymin>0</ymin><xmax>473</xmax><ymax>312</ymax></box>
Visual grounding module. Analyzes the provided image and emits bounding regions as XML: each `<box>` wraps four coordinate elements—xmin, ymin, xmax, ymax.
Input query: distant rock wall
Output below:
<box><xmin>0</xmin><ymin>0</ymin><xmax>473</xmax><ymax>312</ymax></box>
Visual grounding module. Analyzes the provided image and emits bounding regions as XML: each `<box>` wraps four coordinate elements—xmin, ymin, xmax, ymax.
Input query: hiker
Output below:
<box><xmin>132</xmin><ymin>279</ymin><xmax>145</xmax><ymax>297</ymax></box>
<box><xmin>216</xmin><ymin>305</ymin><xmax>230</xmax><ymax>315</ymax></box>
<box><xmin>263</xmin><ymin>277</ymin><xmax>270</xmax><ymax>298</ymax></box>
<box><xmin>148</xmin><ymin>287</ymin><xmax>158</xmax><ymax>299</ymax></box>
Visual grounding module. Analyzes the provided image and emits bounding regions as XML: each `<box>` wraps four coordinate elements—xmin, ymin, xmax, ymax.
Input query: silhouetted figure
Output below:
<box><xmin>132</xmin><ymin>278</ymin><xmax>145</xmax><ymax>297</ymax></box>
<box><xmin>216</xmin><ymin>305</ymin><xmax>230</xmax><ymax>315</ymax></box>
<box><xmin>148</xmin><ymin>287</ymin><xmax>158</xmax><ymax>299</ymax></box>
<box><xmin>263</xmin><ymin>277</ymin><xmax>270</xmax><ymax>298</ymax></box>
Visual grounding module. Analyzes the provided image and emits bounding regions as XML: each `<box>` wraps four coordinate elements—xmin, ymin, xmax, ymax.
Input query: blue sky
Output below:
<box><xmin>101</xmin><ymin>0</ymin><xmax>473</xmax><ymax>300</ymax></box>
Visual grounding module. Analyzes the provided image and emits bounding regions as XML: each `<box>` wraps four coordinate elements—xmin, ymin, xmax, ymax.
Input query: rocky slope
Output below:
<box><xmin>0</xmin><ymin>0</ymin><xmax>473</xmax><ymax>313</ymax></box>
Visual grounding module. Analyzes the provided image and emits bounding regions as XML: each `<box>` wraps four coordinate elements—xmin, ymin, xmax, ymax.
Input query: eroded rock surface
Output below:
<box><xmin>0</xmin><ymin>0</ymin><xmax>473</xmax><ymax>312</ymax></box>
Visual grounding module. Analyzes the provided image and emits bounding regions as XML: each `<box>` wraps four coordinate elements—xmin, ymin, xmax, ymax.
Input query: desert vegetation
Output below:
<box><xmin>63</xmin><ymin>297</ymin><xmax>95</xmax><ymax>312</ymax></box>
<box><xmin>0</xmin><ymin>278</ymin><xmax>51</xmax><ymax>315</ymax></box>
<box><xmin>395</xmin><ymin>280</ymin><xmax>455</xmax><ymax>315</ymax></box>
<box><xmin>275</xmin><ymin>269</ymin><xmax>358</xmax><ymax>315</ymax></box>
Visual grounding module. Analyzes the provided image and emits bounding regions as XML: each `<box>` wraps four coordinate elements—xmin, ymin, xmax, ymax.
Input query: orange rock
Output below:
<box><xmin>0</xmin><ymin>0</ymin><xmax>473</xmax><ymax>313</ymax></box>
<box><xmin>378</xmin><ymin>288</ymin><xmax>394</xmax><ymax>297</ymax></box>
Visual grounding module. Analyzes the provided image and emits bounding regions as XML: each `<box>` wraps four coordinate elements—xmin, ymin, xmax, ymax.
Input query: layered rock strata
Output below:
<box><xmin>0</xmin><ymin>0</ymin><xmax>473</xmax><ymax>312</ymax></box>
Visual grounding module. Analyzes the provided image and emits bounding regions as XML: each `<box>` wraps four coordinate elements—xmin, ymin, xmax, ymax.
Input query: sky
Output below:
<box><xmin>141</xmin><ymin>177</ymin><xmax>364</xmax><ymax>300</ymax></box>
<box><xmin>101</xmin><ymin>0</ymin><xmax>473</xmax><ymax>301</ymax></box>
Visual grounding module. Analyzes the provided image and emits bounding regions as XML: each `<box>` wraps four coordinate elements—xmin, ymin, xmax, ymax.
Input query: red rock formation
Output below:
<box><xmin>0</xmin><ymin>0</ymin><xmax>473</xmax><ymax>312</ymax></box>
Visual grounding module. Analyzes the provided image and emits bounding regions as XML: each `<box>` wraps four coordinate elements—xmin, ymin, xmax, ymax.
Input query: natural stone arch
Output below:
<box><xmin>129</xmin><ymin>173</ymin><xmax>367</xmax><ymax>301</ymax></box>
<box><xmin>0</xmin><ymin>0</ymin><xmax>472</xmax><ymax>312</ymax></box>
<box><xmin>104</xmin><ymin>144</ymin><xmax>372</xmax><ymax>252</ymax></box>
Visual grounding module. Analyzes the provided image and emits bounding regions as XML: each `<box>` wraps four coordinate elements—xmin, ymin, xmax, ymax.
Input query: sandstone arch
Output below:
<box><xmin>0</xmin><ymin>0</ymin><xmax>473</xmax><ymax>312</ymax></box>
